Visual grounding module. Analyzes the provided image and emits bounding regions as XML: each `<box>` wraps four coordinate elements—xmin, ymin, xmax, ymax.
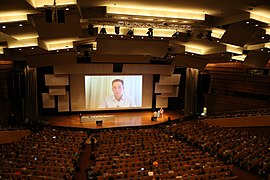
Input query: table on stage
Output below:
<box><xmin>81</xmin><ymin>115</ymin><xmax>115</xmax><ymax>122</ymax></box>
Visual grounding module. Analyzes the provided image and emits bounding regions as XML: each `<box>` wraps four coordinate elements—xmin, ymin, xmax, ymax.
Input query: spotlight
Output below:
<box><xmin>196</xmin><ymin>32</ymin><xmax>203</xmax><ymax>39</ymax></box>
<box><xmin>115</xmin><ymin>26</ymin><xmax>120</xmax><ymax>35</ymax></box>
<box><xmin>206</xmin><ymin>31</ymin><xmax>212</xmax><ymax>41</ymax></box>
<box><xmin>172</xmin><ymin>31</ymin><xmax>180</xmax><ymax>38</ymax></box>
<box><xmin>127</xmin><ymin>29</ymin><xmax>134</xmax><ymax>36</ymax></box>
<box><xmin>99</xmin><ymin>27</ymin><xmax>107</xmax><ymax>35</ymax></box>
<box><xmin>147</xmin><ymin>28</ymin><xmax>153</xmax><ymax>38</ymax></box>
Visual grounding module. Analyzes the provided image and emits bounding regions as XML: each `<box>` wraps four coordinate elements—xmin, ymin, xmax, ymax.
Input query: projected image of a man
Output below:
<box><xmin>99</xmin><ymin>79</ymin><xmax>136</xmax><ymax>108</ymax></box>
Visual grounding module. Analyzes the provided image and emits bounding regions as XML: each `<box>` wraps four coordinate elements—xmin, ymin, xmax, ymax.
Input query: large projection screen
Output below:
<box><xmin>70</xmin><ymin>74</ymin><xmax>153</xmax><ymax>111</ymax></box>
<box><xmin>85</xmin><ymin>75</ymin><xmax>142</xmax><ymax>110</ymax></box>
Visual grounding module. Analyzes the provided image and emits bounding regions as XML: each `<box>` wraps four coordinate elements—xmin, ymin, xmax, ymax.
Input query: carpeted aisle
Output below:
<box><xmin>74</xmin><ymin>143</ymin><xmax>91</xmax><ymax>180</ymax></box>
<box><xmin>233</xmin><ymin>166</ymin><xmax>260</xmax><ymax>180</ymax></box>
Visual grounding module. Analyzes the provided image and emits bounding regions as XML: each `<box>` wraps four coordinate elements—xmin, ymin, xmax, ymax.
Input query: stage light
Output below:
<box><xmin>196</xmin><ymin>32</ymin><xmax>203</xmax><ymax>39</ymax></box>
<box><xmin>147</xmin><ymin>28</ymin><xmax>153</xmax><ymax>38</ymax></box>
<box><xmin>127</xmin><ymin>29</ymin><xmax>134</xmax><ymax>36</ymax></box>
<box><xmin>206</xmin><ymin>31</ymin><xmax>212</xmax><ymax>41</ymax></box>
<box><xmin>115</xmin><ymin>26</ymin><xmax>120</xmax><ymax>35</ymax></box>
<box><xmin>172</xmin><ymin>31</ymin><xmax>180</xmax><ymax>38</ymax></box>
<box><xmin>99</xmin><ymin>27</ymin><xmax>107</xmax><ymax>35</ymax></box>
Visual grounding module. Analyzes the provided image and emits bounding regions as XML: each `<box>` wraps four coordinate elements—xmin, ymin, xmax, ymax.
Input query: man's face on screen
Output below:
<box><xmin>112</xmin><ymin>81</ymin><xmax>124</xmax><ymax>100</ymax></box>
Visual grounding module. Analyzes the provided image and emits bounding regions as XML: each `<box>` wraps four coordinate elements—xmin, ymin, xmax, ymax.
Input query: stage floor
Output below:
<box><xmin>46</xmin><ymin>111</ymin><xmax>182</xmax><ymax>129</ymax></box>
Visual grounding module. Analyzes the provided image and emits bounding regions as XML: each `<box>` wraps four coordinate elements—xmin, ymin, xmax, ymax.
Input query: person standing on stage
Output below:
<box><xmin>160</xmin><ymin>107</ymin><xmax>164</xmax><ymax>118</ymax></box>
<box><xmin>99</xmin><ymin>79</ymin><xmax>136</xmax><ymax>108</ymax></box>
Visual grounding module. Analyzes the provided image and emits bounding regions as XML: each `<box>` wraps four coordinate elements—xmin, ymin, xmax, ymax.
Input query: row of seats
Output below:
<box><xmin>0</xmin><ymin>127</ymin><xmax>87</xmax><ymax>179</ymax></box>
<box><xmin>169</xmin><ymin>120</ymin><xmax>270</xmax><ymax>179</ymax></box>
<box><xmin>88</xmin><ymin>127</ymin><xmax>237</xmax><ymax>179</ymax></box>
<box><xmin>205</xmin><ymin>107</ymin><xmax>270</xmax><ymax>119</ymax></box>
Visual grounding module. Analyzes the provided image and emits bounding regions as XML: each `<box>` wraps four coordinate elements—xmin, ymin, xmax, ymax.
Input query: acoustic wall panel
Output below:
<box><xmin>160</xmin><ymin>86</ymin><xmax>179</xmax><ymax>97</ymax></box>
<box><xmin>45</xmin><ymin>74</ymin><xmax>69</xmax><ymax>86</ymax></box>
<box><xmin>49</xmin><ymin>86</ymin><xmax>66</xmax><ymax>95</ymax></box>
<box><xmin>159</xmin><ymin>74</ymin><xmax>181</xmax><ymax>85</ymax></box>
<box><xmin>155</xmin><ymin>83</ymin><xmax>173</xmax><ymax>93</ymax></box>
<box><xmin>42</xmin><ymin>93</ymin><xmax>55</xmax><ymax>108</ymax></box>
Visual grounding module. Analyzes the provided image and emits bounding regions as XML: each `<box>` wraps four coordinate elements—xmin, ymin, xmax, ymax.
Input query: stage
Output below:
<box><xmin>46</xmin><ymin>111</ymin><xmax>182</xmax><ymax>129</ymax></box>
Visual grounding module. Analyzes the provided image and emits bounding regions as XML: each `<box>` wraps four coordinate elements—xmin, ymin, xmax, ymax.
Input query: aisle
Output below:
<box><xmin>73</xmin><ymin>144</ymin><xmax>91</xmax><ymax>180</ymax></box>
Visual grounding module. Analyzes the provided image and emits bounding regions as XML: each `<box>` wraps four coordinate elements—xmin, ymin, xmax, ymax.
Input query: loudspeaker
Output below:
<box><xmin>57</xmin><ymin>9</ymin><xmax>65</xmax><ymax>23</ymax></box>
<box><xmin>113</xmin><ymin>63</ymin><xmax>123</xmax><ymax>72</ymax></box>
<box><xmin>45</xmin><ymin>9</ymin><xmax>52</xmax><ymax>23</ymax></box>
<box><xmin>96</xmin><ymin>120</ymin><xmax>103</xmax><ymax>126</ymax></box>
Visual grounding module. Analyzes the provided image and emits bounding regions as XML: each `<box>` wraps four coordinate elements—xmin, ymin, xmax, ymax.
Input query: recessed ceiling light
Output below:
<box><xmin>255</xmin><ymin>24</ymin><xmax>259</xmax><ymax>27</ymax></box>
<box><xmin>121</xmin><ymin>36</ymin><xmax>123</xmax><ymax>38</ymax></box>
<box><xmin>19</xmin><ymin>48</ymin><xmax>22</xmax><ymax>51</ymax></box>
<box><xmin>65</xmin><ymin>7</ymin><xmax>69</xmax><ymax>11</ymax></box>
<box><xmin>131</xmin><ymin>36</ymin><xmax>134</xmax><ymax>38</ymax></box>
<box><xmin>110</xmin><ymin>35</ymin><xmax>113</xmax><ymax>37</ymax></box>
<box><xmin>261</xmin><ymin>49</ymin><xmax>264</xmax><ymax>51</ymax></box>
<box><xmin>31</xmin><ymin>47</ymin><xmax>34</xmax><ymax>50</ymax></box>
<box><xmin>161</xmin><ymin>37</ymin><xmax>163</xmax><ymax>40</ymax></box>
<box><xmin>19</xmin><ymin>24</ymin><xmax>22</xmax><ymax>27</ymax></box>
<box><xmin>261</xmin><ymin>36</ymin><xmax>265</xmax><ymax>39</ymax></box>
<box><xmin>56</xmin><ymin>50</ymin><xmax>59</xmax><ymax>52</ymax></box>
<box><xmin>2</xmin><ymin>25</ymin><xmax>6</xmax><ymax>29</ymax></box>
<box><xmin>246</xmin><ymin>21</ymin><xmax>250</xmax><ymax>24</ymax></box>
<box><xmin>141</xmin><ymin>37</ymin><xmax>144</xmax><ymax>39</ymax></box>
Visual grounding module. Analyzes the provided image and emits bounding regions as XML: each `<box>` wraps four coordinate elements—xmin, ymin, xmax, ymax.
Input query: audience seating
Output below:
<box><xmin>0</xmin><ymin>127</ymin><xmax>87</xmax><ymax>179</ymax></box>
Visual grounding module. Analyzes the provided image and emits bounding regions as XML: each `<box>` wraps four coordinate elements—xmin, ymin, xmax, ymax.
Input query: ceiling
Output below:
<box><xmin>0</xmin><ymin>0</ymin><xmax>270</xmax><ymax>66</ymax></box>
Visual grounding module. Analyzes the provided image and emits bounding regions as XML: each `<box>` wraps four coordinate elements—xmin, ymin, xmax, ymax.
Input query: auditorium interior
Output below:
<box><xmin>0</xmin><ymin>0</ymin><xmax>270</xmax><ymax>179</ymax></box>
